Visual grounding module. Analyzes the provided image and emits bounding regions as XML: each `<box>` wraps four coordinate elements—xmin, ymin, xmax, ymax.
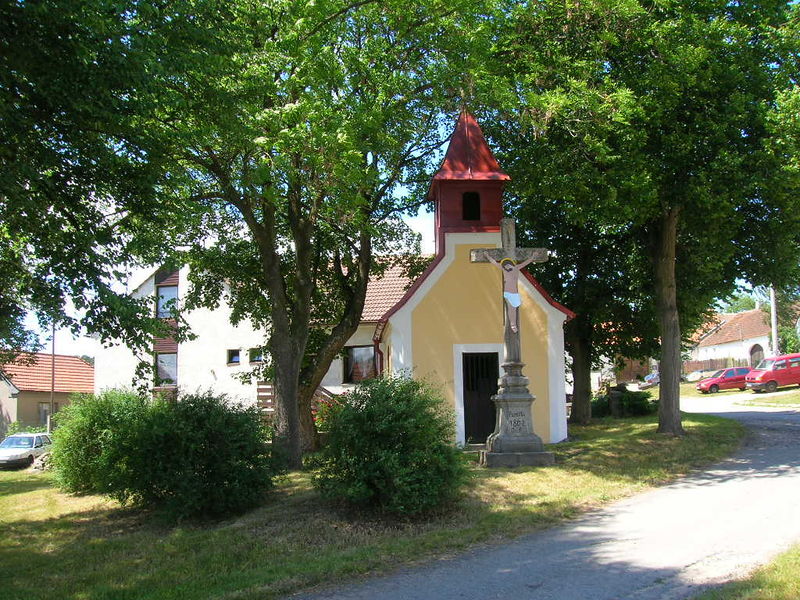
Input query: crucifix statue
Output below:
<box><xmin>470</xmin><ymin>218</ymin><xmax>555</xmax><ymax>466</ymax></box>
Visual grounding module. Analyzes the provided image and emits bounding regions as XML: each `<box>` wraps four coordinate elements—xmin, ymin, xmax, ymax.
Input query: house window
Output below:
<box><xmin>227</xmin><ymin>349</ymin><xmax>241</xmax><ymax>365</ymax></box>
<box><xmin>38</xmin><ymin>402</ymin><xmax>58</xmax><ymax>425</ymax></box>
<box><xmin>249</xmin><ymin>348</ymin><xmax>264</xmax><ymax>363</ymax></box>
<box><xmin>156</xmin><ymin>285</ymin><xmax>178</xmax><ymax>318</ymax></box>
<box><xmin>156</xmin><ymin>353</ymin><xmax>178</xmax><ymax>386</ymax></box>
<box><xmin>343</xmin><ymin>346</ymin><xmax>376</xmax><ymax>383</ymax></box>
<box><xmin>462</xmin><ymin>192</ymin><xmax>481</xmax><ymax>221</ymax></box>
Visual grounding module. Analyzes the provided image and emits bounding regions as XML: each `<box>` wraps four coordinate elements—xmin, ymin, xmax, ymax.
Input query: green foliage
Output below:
<box><xmin>4</xmin><ymin>422</ymin><xmax>47</xmax><ymax>436</ymax></box>
<box><xmin>50</xmin><ymin>390</ymin><xmax>140</xmax><ymax>493</ymax></box>
<box><xmin>0</xmin><ymin>0</ymin><xmax>186</xmax><ymax>359</ymax></box>
<box><xmin>313</xmin><ymin>377</ymin><xmax>468</xmax><ymax>516</ymax></box>
<box><xmin>483</xmin><ymin>0</ymin><xmax>800</xmax><ymax>430</ymax></box>
<box><xmin>313</xmin><ymin>395</ymin><xmax>344</xmax><ymax>432</ymax></box>
<box><xmin>119</xmin><ymin>0</ymin><xmax>484</xmax><ymax>466</ymax></box>
<box><xmin>719</xmin><ymin>291</ymin><xmax>757</xmax><ymax>314</ymax></box>
<box><xmin>779</xmin><ymin>326</ymin><xmax>800</xmax><ymax>355</ymax></box>
<box><xmin>51</xmin><ymin>389</ymin><xmax>279</xmax><ymax>520</ymax></box>
<box><xmin>591</xmin><ymin>389</ymin><xmax>658</xmax><ymax>418</ymax></box>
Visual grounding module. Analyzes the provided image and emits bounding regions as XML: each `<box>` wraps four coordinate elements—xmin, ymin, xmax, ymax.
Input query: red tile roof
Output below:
<box><xmin>1</xmin><ymin>353</ymin><xmax>94</xmax><ymax>394</ymax></box>
<box><xmin>362</xmin><ymin>264</ymin><xmax>413</xmax><ymax>322</ymax></box>
<box><xmin>696</xmin><ymin>309</ymin><xmax>770</xmax><ymax>347</ymax></box>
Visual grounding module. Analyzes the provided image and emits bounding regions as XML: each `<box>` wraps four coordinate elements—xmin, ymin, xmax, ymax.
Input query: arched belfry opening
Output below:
<box><xmin>428</xmin><ymin>110</ymin><xmax>510</xmax><ymax>253</ymax></box>
<box><xmin>462</xmin><ymin>192</ymin><xmax>481</xmax><ymax>221</ymax></box>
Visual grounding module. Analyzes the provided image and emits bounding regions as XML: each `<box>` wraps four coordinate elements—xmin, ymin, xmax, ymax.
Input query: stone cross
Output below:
<box><xmin>470</xmin><ymin>218</ymin><xmax>548</xmax><ymax>361</ymax></box>
<box><xmin>470</xmin><ymin>217</ymin><xmax>555</xmax><ymax>467</ymax></box>
<box><xmin>470</xmin><ymin>218</ymin><xmax>549</xmax><ymax>271</ymax></box>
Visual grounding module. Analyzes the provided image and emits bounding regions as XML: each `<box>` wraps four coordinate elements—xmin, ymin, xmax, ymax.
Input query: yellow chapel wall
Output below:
<box><xmin>409</xmin><ymin>241</ymin><xmax>554</xmax><ymax>442</ymax></box>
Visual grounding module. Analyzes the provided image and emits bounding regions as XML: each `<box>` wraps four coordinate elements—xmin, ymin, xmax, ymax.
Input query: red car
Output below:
<box><xmin>696</xmin><ymin>367</ymin><xmax>751</xmax><ymax>394</ymax></box>
<box><xmin>745</xmin><ymin>353</ymin><xmax>800</xmax><ymax>393</ymax></box>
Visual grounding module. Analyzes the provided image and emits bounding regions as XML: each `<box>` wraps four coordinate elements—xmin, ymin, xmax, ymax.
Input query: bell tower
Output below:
<box><xmin>429</xmin><ymin>110</ymin><xmax>510</xmax><ymax>253</ymax></box>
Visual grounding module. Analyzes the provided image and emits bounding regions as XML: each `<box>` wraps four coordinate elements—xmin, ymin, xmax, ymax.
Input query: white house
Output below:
<box><xmin>689</xmin><ymin>309</ymin><xmax>773</xmax><ymax>368</ymax></box>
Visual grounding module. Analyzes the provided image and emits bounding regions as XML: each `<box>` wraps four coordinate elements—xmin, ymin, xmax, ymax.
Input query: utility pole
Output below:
<box><xmin>770</xmin><ymin>286</ymin><xmax>779</xmax><ymax>356</ymax></box>
<box><xmin>49</xmin><ymin>321</ymin><xmax>55</xmax><ymax>433</ymax></box>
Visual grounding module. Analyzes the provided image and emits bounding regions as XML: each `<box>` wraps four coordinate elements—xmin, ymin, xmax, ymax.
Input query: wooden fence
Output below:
<box><xmin>682</xmin><ymin>357</ymin><xmax>750</xmax><ymax>373</ymax></box>
<box><xmin>256</xmin><ymin>381</ymin><xmax>336</xmax><ymax>416</ymax></box>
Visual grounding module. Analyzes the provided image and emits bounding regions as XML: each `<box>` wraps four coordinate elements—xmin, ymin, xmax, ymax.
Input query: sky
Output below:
<box><xmin>29</xmin><ymin>209</ymin><xmax>437</xmax><ymax>359</ymax></box>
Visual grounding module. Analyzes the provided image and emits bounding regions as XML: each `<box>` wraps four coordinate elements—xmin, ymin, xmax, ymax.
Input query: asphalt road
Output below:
<box><xmin>293</xmin><ymin>394</ymin><xmax>800</xmax><ymax>600</ymax></box>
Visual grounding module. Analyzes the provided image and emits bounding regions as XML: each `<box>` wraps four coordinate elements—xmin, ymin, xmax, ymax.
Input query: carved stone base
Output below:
<box><xmin>479</xmin><ymin>451</ymin><xmax>555</xmax><ymax>468</ymax></box>
<box><xmin>481</xmin><ymin>361</ymin><xmax>555</xmax><ymax>467</ymax></box>
<box><xmin>485</xmin><ymin>393</ymin><xmax>544</xmax><ymax>454</ymax></box>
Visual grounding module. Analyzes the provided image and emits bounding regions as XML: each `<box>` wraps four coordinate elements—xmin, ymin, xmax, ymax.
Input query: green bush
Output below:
<box><xmin>313</xmin><ymin>395</ymin><xmax>344</xmax><ymax>431</ymax></box>
<box><xmin>51</xmin><ymin>389</ymin><xmax>279</xmax><ymax>520</ymax></box>
<box><xmin>5</xmin><ymin>421</ymin><xmax>47</xmax><ymax>436</ymax></box>
<box><xmin>51</xmin><ymin>390</ymin><xmax>145</xmax><ymax>493</ymax></box>
<box><xmin>313</xmin><ymin>376</ymin><xmax>468</xmax><ymax>516</ymax></box>
<box><xmin>590</xmin><ymin>393</ymin><xmax>610</xmax><ymax>416</ymax></box>
<box><xmin>591</xmin><ymin>388</ymin><xmax>658</xmax><ymax>418</ymax></box>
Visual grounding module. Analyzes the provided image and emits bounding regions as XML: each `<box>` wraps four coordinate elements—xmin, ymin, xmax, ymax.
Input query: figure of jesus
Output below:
<box><xmin>482</xmin><ymin>250</ymin><xmax>536</xmax><ymax>333</ymax></box>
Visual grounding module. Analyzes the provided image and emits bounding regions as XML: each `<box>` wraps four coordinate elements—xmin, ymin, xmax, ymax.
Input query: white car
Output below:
<box><xmin>0</xmin><ymin>433</ymin><xmax>52</xmax><ymax>468</ymax></box>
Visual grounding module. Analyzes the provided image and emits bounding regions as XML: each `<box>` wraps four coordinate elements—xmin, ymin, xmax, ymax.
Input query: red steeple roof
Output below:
<box><xmin>433</xmin><ymin>111</ymin><xmax>510</xmax><ymax>181</ymax></box>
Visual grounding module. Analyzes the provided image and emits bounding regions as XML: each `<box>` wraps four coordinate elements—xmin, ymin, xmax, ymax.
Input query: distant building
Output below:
<box><xmin>0</xmin><ymin>353</ymin><xmax>94</xmax><ymax>434</ymax></box>
<box><xmin>688</xmin><ymin>309</ymin><xmax>773</xmax><ymax>369</ymax></box>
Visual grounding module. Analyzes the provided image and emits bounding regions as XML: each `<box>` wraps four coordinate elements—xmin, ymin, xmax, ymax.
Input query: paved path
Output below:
<box><xmin>294</xmin><ymin>395</ymin><xmax>800</xmax><ymax>600</ymax></box>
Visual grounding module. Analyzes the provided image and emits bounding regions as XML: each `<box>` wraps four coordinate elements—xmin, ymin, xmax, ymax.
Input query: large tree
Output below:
<box><xmin>485</xmin><ymin>0</ymin><xmax>800</xmax><ymax>432</ymax></box>
<box><xmin>0</xmin><ymin>0</ymin><xmax>182</xmax><ymax>366</ymax></box>
<box><xmin>481</xmin><ymin>0</ymin><xmax>661</xmax><ymax>423</ymax></box>
<box><xmin>125</xmin><ymin>0</ymin><xmax>478</xmax><ymax>467</ymax></box>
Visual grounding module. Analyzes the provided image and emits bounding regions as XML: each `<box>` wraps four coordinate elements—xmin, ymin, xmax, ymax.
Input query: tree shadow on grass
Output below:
<box><xmin>0</xmin><ymin>473</ymin><xmax>54</xmax><ymax>496</ymax></box>
<box><xmin>0</xmin><ymin>504</ymin><xmax>162</xmax><ymax>600</ymax></box>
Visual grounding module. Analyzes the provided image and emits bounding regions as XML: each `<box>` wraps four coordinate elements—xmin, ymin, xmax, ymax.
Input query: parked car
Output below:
<box><xmin>686</xmin><ymin>369</ymin><xmax>717</xmax><ymax>382</ymax></box>
<box><xmin>746</xmin><ymin>353</ymin><xmax>800</xmax><ymax>393</ymax></box>
<box><xmin>0</xmin><ymin>433</ymin><xmax>52</xmax><ymax>469</ymax></box>
<box><xmin>695</xmin><ymin>367</ymin><xmax>751</xmax><ymax>393</ymax></box>
<box><xmin>639</xmin><ymin>372</ymin><xmax>660</xmax><ymax>389</ymax></box>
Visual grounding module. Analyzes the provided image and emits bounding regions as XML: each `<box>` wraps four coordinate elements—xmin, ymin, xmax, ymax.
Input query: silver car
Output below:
<box><xmin>0</xmin><ymin>433</ymin><xmax>52</xmax><ymax>468</ymax></box>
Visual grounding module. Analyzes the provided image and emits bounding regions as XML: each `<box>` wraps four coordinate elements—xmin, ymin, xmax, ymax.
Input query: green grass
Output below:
<box><xmin>679</xmin><ymin>382</ymin><xmax>714</xmax><ymax>398</ymax></box>
<box><xmin>0</xmin><ymin>414</ymin><xmax>744</xmax><ymax>600</ymax></box>
<box><xmin>648</xmin><ymin>382</ymin><xmax>717</xmax><ymax>400</ymax></box>
<box><xmin>695</xmin><ymin>544</ymin><xmax>800</xmax><ymax>599</ymax></box>
<box><xmin>736</xmin><ymin>387</ymin><xmax>800</xmax><ymax>407</ymax></box>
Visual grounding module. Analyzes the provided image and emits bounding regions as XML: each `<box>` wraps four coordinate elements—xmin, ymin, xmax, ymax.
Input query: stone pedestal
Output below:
<box><xmin>479</xmin><ymin>359</ymin><xmax>554</xmax><ymax>468</ymax></box>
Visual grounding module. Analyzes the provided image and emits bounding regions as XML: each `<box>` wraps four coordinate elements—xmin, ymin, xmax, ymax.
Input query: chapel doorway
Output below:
<box><xmin>462</xmin><ymin>352</ymin><xmax>499</xmax><ymax>443</ymax></box>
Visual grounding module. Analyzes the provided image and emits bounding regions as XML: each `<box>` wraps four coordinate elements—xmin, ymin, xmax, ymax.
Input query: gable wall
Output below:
<box><xmin>390</xmin><ymin>232</ymin><xmax>563</xmax><ymax>443</ymax></box>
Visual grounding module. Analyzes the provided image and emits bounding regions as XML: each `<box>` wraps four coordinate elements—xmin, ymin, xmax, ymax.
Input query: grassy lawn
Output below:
<box><xmin>646</xmin><ymin>382</ymin><xmax>715</xmax><ymax>400</ymax></box>
<box><xmin>0</xmin><ymin>414</ymin><xmax>743</xmax><ymax>600</ymax></box>
<box><xmin>651</xmin><ymin>382</ymin><xmax>800</xmax><ymax>404</ymax></box>
<box><xmin>696</xmin><ymin>544</ymin><xmax>800</xmax><ymax>599</ymax></box>
<box><xmin>679</xmin><ymin>382</ymin><xmax>713</xmax><ymax>398</ymax></box>
<box><xmin>736</xmin><ymin>387</ymin><xmax>800</xmax><ymax>407</ymax></box>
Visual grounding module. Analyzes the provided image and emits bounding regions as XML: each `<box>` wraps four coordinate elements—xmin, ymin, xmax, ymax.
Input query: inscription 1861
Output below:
<box><xmin>508</xmin><ymin>410</ymin><xmax>527</xmax><ymax>431</ymax></box>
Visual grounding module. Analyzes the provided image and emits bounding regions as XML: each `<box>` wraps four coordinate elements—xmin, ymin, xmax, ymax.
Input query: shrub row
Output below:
<box><xmin>51</xmin><ymin>390</ymin><xmax>279</xmax><ymax>520</ymax></box>
<box><xmin>591</xmin><ymin>388</ymin><xmax>658</xmax><ymax>418</ymax></box>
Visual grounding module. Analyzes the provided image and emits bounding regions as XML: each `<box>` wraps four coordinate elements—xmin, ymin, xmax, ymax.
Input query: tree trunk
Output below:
<box><xmin>298</xmin><ymin>388</ymin><xmax>318</xmax><ymax>453</ymax></box>
<box><xmin>653</xmin><ymin>206</ymin><xmax>684</xmax><ymax>435</ymax></box>
<box><xmin>272</xmin><ymin>350</ymin><xmax>304</xmax><ymax>469</ymax></box>
<box><xmin>568</xmin><ymin>327</ymin><xmax>593</xmax><ymax>425</ymax></box>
